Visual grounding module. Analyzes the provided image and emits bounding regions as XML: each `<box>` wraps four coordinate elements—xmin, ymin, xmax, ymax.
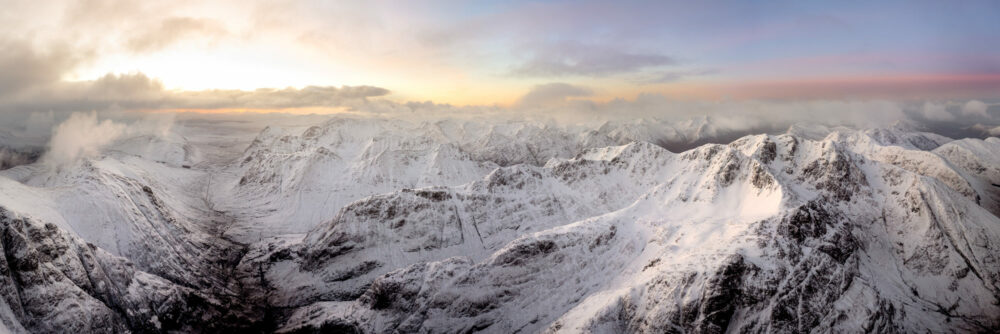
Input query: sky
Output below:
<box><xmin>1</xmin><ymin>0</ymin><xmax>999</xmax><ymax>112</ymax></box>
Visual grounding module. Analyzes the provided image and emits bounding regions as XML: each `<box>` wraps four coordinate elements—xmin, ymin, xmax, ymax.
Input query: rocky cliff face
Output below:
<box><xmin>0</xmin><ymin>207</ymin><xmax>255</xmax><ymax>333</ymax></box>
<box><xmin>1</xmin><ymin>117</ymin><xmax>998</xmax><ymax>333</ymax></box>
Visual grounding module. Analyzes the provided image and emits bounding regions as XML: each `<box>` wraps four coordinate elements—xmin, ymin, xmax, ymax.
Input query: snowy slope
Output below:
<box><xmin>0</xmin><ymin>127</ymin><xmax>266</xmax><ymax>332</ymax></box>
<box><xmin>933</xmin><ymin>137</ymin><xmax>1000</xmax><ymax>216</ymax></box>
<box><xmin>0</xmin><ymin>135</ymin><xmax>239</xmax><ymax>291</ymax></box>
<box><xmin>218</xmin><ymin>119</ymin><xmax>501</xmax><ymax>239</ymax></box>
<box><xmin>0</xmin><ymin>206</ymin><xmax>255</xmax><ymax>333</ymax></box>
<box><xmin>1</xmin><ymin>115</ymin><xmax>998</xmax><ymax>333</ymax></box>
<box><xmin>266</xmin><ymin>127</ymin><xmax>1000</xmax><ymax>333</ymax></box>
<box><xmin>213</xmin><ymin>116</ymin><xmax>790</xmax><ymax>241</ymax></box>
<box><xmin>217</xmin><ymin>117</ymin><xmax>627</xmax><ymax>240</ymax></box>
<box><xmin>234</xmin><ymin>141</ymin><xmax>672</xmax><ymax>309</ymax></box>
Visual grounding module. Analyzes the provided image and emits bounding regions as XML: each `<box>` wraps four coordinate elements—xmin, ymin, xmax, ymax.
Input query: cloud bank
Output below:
<box><xmin>1</xmin><ymin>72</ymin><xmax>391</xmax><ymax>113</ymax></box>
<box><xmin>0</xmin><ymin>39</ymin><xmax>90</xmax><ymax>97</ymax></box>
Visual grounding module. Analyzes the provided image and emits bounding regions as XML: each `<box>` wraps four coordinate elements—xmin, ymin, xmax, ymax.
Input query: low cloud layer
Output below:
<box><xmin>1</xmin><ymin>67</ymin><xmax>997</xmax><ymax>150</ymax></box>
<box><xmin>371</xmin><ymin>92</ymin><xmax>1000</xmax><ymax>146</ymax></box>
<box><xmin>0</xmin><ymin>93</ymin><xmax>996</xmax><ymax>173</ymax></box>
<box><xmin>1</xmin><ymin>72</ymin><xmax>391</xmax><ymax>113</ymax></box>
<box><xmin>971</xmin><ymin>124</ymin><xmax>1000</xmax><ymax>136</ymax></box>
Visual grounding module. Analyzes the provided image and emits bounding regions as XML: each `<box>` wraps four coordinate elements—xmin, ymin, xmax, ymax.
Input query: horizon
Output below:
<box><xmin>3</xmin><ymin>2</ymin><xmax>1000</xmax><ymax>333</ymax></box>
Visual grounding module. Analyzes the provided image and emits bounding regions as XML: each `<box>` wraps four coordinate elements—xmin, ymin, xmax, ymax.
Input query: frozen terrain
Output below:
<box><xmin>1</xmin><ymin>115</ymin><xmax>999</xmax><ymax>333</ymax></box>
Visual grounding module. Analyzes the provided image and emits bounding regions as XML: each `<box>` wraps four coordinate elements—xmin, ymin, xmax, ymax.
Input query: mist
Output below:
<box><xmin>23</xmin><ymin>110</ymin><xmax>174</xmax><ymax>170</ymax></box>
<box><xmin>41</xmin><ymin>111</ymin><xmax>127</xmax><ymax>167</ymax></box>
<box><xmin>0</xmin><ymin>77</ymin><xmax>997</xmax><ymax>171</ymax></box>
<box><xmin>0</xmin><ymin>94</ymin><xmax>996</xmax><ymax>171</ymax></box>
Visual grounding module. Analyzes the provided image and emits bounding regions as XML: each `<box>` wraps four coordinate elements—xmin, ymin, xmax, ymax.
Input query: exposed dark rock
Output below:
<box><xmin>760</xmin><ymin>140</ymin><xmax>777</xmax><ymax>164</ymax></box>
<box><xmin>693</xmin><ymin>255</ymin><xmax>747</xmax><ymax>334</ymax></box>
<box><xmin>493</xmin><ymin>240</ymin><xmax>557</xmax><ymax>266</ymax></box>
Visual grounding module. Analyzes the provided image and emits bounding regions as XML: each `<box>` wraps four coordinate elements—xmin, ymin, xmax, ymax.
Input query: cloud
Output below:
<box><xmin>516</xmin><ymin>83</ymin><xmax>592</xmax><ymax>107</ymax></box>
<box><xmin>126</xmin><ymin>17</ymin><xmax>229</xmax><ymax>53</ymax></box>
<box><xmin>0</xmin><ymin>72</ymin><xmax>391</xmax><ymax>112</ymax></box>
<box><xmin>175</xmin><ymin>85</ymin><xmax>391</xmax><ymax>109</ymax></box>
<box><xmin>6</xmin><ymin>87</ymin><xmax>999</xmax><ymax>168</ymax></box>
<box><xmin>970</xmin><ymin>123</ymin><xmax>1000</xmax><ymax>136</ymax></box>
<box><xmin>961</xmin><ymin>100</ymin><xmax>989</xmax><ymax>118</ymax></box>
<box><xmin>39</xmin><ymin>109</ymin><xmax>180</xmax><ymax>168</ymax></box>
<box><xmin>42</xmin><ymin>111</ymin><xmax>127</xmax><ymax>167</ymax></box>
<box><xmin>921</xmin><ymin>101</ymin><xmax>955</xmax><ymax>121</ymax></box>
<box><xmin>511</xmin><ymin>42</ymin><xmax>674</xmax><ymax>77</ymax></box>
<box><xmin>62</xmin><ymin>0</ymin><xmax>151</xmax><ymax>28</ymax></box>
<box><xmin>0</xmin><ymin>39</ymin><xmax>89</xmax><ymax>97</ymax></box>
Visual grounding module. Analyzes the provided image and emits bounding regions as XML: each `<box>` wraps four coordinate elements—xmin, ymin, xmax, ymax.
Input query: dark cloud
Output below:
<box><xmin>511</xmin><ymin>42</ymin><xmax>674</xmax><ymax>77</ymax></box>
<box><xmin>174</xmin><ymin>85</ymin><xmax>392</xmax><ymax>109</ymax></box>
<box><xmin>0</xmin><ymin>39</ymin><xmax>89</xmax><ymax>97</ymax></box>
<box><xmin>126</xmin><ymin>17</ymin><xmax>229</xmax><ymax>53</ymax></box>
<box><xmin>516</xmin><ymin>82</ymin><xmax>592</xmax><ymax>107</ymax></box>
<box><xmin>0</xmin><ymin>72</ymin><xmax>391</xmax><ymax>112</ymax></box>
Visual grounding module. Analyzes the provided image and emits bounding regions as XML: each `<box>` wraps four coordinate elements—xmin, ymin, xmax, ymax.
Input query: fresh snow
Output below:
<box><xmin>1</xmin><ymin>115</ymin><xmax>999</xmax><ymax>333</ymax></box>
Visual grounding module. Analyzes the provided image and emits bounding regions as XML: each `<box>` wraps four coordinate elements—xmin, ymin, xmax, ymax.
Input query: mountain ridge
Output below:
<box><xmin>0</xmin><ymin>117</ymin><xmax>998</xmax><ymax>333</ymax></box>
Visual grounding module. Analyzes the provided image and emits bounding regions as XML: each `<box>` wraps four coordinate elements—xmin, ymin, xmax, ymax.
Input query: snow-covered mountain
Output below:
<box><xmin>1</xmin><ymin>116</ymin><xmax>999</xmax><ymax>333</ymax></box>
